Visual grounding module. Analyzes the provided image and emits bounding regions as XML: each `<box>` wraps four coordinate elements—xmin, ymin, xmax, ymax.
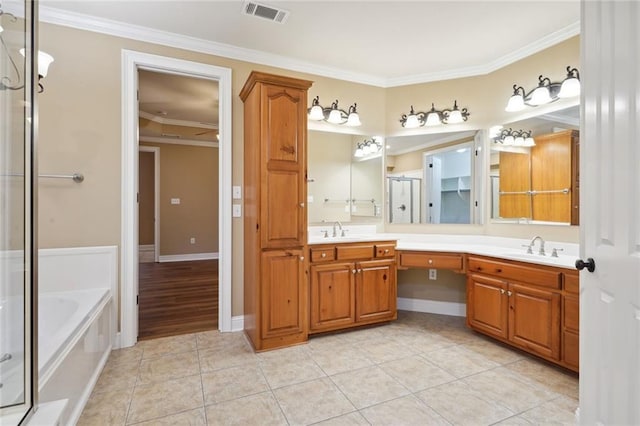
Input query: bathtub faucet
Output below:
<box><xmin>0</xmin><ymin>353</ymin><xmax>12</xmax><ymax>363</ymax></box>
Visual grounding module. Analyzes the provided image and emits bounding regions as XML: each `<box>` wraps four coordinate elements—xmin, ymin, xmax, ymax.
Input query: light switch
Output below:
<box><xmin>232</xmin><ymin>204</ymin><xmax>242</xmax><ymax>217</ymax></box>
<box><xmin>307</xmin><ymin>195</ymin><xmax>314</xmax><ymax>203</ymax></box>
<box><xmin>232</xmin><ymin>186</ymin><xmax>242</xmax><ymax>200</ymax></box>
<box><xmin>171</xmin><ymin>198</ymin><xmax>180</xmax><ymax>205</ymax></box>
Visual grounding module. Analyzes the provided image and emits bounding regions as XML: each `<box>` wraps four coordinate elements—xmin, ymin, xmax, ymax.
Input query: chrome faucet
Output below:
<box><xmin>0</xmin><ymin>353</ymin><xmax>12</xmax><ymax>363</ymax></box>
<box><xmin>332</xmin><ymin>221</ymin><xmax>344</xmax><ymax>237</ymax></box>
<box><xmin>528</xmin><ymin>235</ymin><xmax>546</xmax><ymax>256</ymax></box>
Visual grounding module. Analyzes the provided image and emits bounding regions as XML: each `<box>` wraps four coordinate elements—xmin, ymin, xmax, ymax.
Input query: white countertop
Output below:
<box><xmin>308</xmin><ymin>227</ymin><xmax>579</xmax><ymax>270</ymax></box>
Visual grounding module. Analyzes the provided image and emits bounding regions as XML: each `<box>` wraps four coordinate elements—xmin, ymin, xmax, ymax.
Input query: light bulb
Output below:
<box><xmin>505</xmin><ymin>94</ymin><xmax>525</xmax><ymax>112</ymax></box>
<box><xmin>308</xmin><ymin>105</ymin><xmax>324</xmax><ymax>120</ymax></box>
<box><xmin>425</xmin><ymin>112</ymin><xmax>440</xmax><ymax>126</ymax></box>
<box><xmin>529</xmin><ymin>86</ymin><xmax>552</xmax><ymax>105</ymax></box>
<box><xmin>327</xmin><ymin>108</ymin><xmax>342</xmax><ymax>124</ymax></box>
<box><xmin>405</xmin><ymin>114</ymin><xmax>420</xmax><ymax>128</ymax></box>
<box><xmin>558</xmin><ymin>77</ymin><xmax>581</xmax><ymax>98</ymax></box>
<box><xmin>346</xmin><ymin>111</ymin><xmax>361</xmax><ymax>126</ymax></box>
<box><xmin>447</xmin><ymin>109</ymin><xmax>463</xmax><ymax>124</ymax></box>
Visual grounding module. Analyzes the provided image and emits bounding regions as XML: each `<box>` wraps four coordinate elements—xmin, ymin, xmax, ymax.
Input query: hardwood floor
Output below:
<box><xmin>138</xmin><ymin>260</ymin><xmax>218</xmax><ymax>340</ymax></box>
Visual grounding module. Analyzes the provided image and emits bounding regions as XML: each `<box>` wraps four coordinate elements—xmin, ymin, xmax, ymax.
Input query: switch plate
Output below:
<box><xmin>307</xmin><ymin>195</ymin><xmax>314</xmax><ymax>203</ymax></box>
<box><xmin>190</xmin><ymin>237</ymin><xmax>196</xmax><ymax>244</ymax></box>
<box><xmin>171</xmin><ymin>198</ymin><xmax>180</xmax><ymax>205</ymax></box>
<box><xmin>232</xmin><ymin>204</ymin><xmax>242</xmax><ymax>217</ymax></box>
<box><xmin>232</xmin><ymin>186</ymin><xmax>242</xmax><ymax>199</ymax></box>
<box><xmin>428</xmin><ymin>269</ymin><xmax>437</xmax><ymax>280</ymax></box>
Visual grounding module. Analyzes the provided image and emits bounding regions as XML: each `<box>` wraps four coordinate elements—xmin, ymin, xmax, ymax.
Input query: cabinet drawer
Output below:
<box><xmin>336</xmin><ymin>244</ymin><xmax>374</xmax><ymax>260</ymax></box>
<box><xmin>564</xmin><ymin>272</ymin><xmax>579</xmax><ymax>294</ymax></box>
<box><xmin>399</xmin><ymin>251</ymin><xmax>464</xmax><ymax>271</ymax></box>
<box><xmin>564</xmin><ymin>294</ymin><xmax>579</xmax><ymax>332</ymax></box>
<box><xmin>467</xmin><ymin>257</ymin><xmax>561</xmax><ymax>289</ymax></box>
<box><xmin>375</xmin><ymin>243</ymin><xmax>396</xmax><ymax>258</ymax></box>
<box><xmin>310</xmin><ymin>247</ymin><xmax>336</xmax><ymax>263</ymax></box>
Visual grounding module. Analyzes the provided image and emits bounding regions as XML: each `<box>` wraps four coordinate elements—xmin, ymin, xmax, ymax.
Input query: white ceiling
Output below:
<box><xmin>41</xmin><ymin>0</ymin><xmax>580</xmax><ymax>86</ymax></box>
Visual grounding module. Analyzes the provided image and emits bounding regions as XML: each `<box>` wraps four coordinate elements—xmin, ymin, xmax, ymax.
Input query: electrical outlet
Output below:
<box><xmin>428</xmin><ymin>269</ymin><xmax>437</xmax><ymax>280</ymax></box>
<box><xmin>232</xmin><ymin>204</ymin><xmax>242</xmax><ymax>217</ymax></box>
<box><xmin>170</xmin><ymin>198</ymin><xmax>180</xmax><ymax>205</ymax></box>
<box><xmin>190</xmin><ymin>237</ymin><xmax>196</xmax><ymax>244</ymax></box>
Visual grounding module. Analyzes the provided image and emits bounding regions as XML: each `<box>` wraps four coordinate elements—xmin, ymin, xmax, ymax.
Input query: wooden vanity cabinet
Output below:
<box><xmin>466</xmin><ymin>256</ymin><xmax>562</xmax><ymax>363</ymax></box>
<box><xmin>240</xmin><ymin>71</ymin><xmax>313</xmax><ymax>351</ymax></box>
<box><xmin>309</xmin><ymin>241</ymin><xmax>397</xmax><ymax>333</ymax></box>
<box><xmin>562</xmin><ymin>271</ymin><xmax>580</xmax><ymax>371</ymax></box>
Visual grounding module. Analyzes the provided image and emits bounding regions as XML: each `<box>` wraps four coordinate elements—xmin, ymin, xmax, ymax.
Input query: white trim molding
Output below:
<box><xmin>138</xmin><ymin>111</ymin><xmax>218</xmax><ymax>129</ymax></box>
<box><xmin>397</xmin><ymin>297</ymin><xmax>466</xmax><ymax>317</ymax></box>
<box><xmin>159</xmin><ymin>252</ymin><xmax>219</xmax><ymax>262</ymax></box>
<box><xmin>231</xmin><ymin>315</ymin><xmax>244</xmax><ymax>332</ymax></box>
<box><xmin>140</xmin><ymin>136</ymin><xmax>219</xmax><ymax>148</ymax></box>
<box><xmin>138</xmin><ymin>145</ymin><xmax>160</xmax><ymax>262</ymax></box>
<box><xmin>121</xmin><ymin>50</ymin><xmax>233</xmax><ymax>348</ymax></box>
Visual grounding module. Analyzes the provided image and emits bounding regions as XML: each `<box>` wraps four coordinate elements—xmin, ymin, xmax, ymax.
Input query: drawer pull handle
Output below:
<box><xmin>500</xmin><ymin>289</ymin><xmax>506</xmax><ymax>294</ymax></box>
<box><xmin>352</xmin><ymin>269</ymin><xmax>357</xmax><ymax>274</ymax></box>
<box><xmin>384</xmin><ymin>249</ymin><xmax>390</xmax><ymax>254</ymax></box>
<box><xmin>321</xmin><ymin>253</ymin><xmax>326</xmax><ymax>258</ymax></box>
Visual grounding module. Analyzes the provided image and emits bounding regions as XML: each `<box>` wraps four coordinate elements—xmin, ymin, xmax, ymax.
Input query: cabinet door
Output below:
<box><xmin>508</xmin><ymin>282</ymin><xmax>561</xmax><ymax>360</ymax></box>
<box><xmin>355</xmin><ymin>260</ymin><xmax>396</xmax><ymax>323</ymax></box>
<box><xmin>260</xmin><ymin>85</ymin><xmax>306</xmax><ymax>248</ymax></box>
<box><xmin>310</xmin><ymin>262</ymin><xmax>355</xmax><ymax>332</ymax></box>
<box><xmin>260</xmin><ymin>249</ymin><xmax>306</xmax><ymax>339</ymax></box>
<box><xmin>466</xmin><ymin>274</ymin><xmax>509</xmax><ymax>339</ymax></box>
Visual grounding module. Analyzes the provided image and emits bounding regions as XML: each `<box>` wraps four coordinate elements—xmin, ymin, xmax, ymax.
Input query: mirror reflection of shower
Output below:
<box><xmin>388</xmin><ymin>176</ymin><xmax>420</xmax><ymax>223</ymax></box>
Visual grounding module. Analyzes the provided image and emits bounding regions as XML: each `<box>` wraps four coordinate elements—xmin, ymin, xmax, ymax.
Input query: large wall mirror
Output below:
<box><xmin>307</xmin><ymin>130</ymin><xmax>383</xmax><ymax>224</ymax></box>
<box><xmin>490</xmin><ymin>104</ymin><xmax>580</xmax><ymax>225</ymax></box>
<box><xmin>385</xmin><ymin>130</ymin><xmax>484</xmax><ymax>224</ymax></box>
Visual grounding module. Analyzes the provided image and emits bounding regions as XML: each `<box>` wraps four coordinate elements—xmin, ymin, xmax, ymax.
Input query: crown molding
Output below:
<box><xmin>138</xmin><ymin>111</ymin><xmax>217</xmax><ymax>129</ymax></box>
<box><xmin>40</xmin><ymin>6</ymin><xmax>579</xmax><ymax>88</ymax></box>
<box><xmin>139</xmin><ymin>136</ymin><xmax>218</xmax><ymax>148</ymax></box>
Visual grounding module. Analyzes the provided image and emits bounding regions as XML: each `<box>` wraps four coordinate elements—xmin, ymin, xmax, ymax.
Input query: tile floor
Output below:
<box><xmin>78</xmin><ymin>311</ymin><xmax>579</xmax><ymax>425</ymax></box>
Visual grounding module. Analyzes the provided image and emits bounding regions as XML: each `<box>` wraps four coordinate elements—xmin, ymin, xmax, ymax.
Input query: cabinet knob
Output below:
<box><xmin>500</xmin><ymin>289</ymin><xmax>506</xmax><ymax>294</ymax></box>
<box><xmin>428</xmin><ymin>259</ymin><xmax>433</xmax><ymax>264</ymax></box>
<box><xmin>300</xmin><ymin>203</ymin><xmax>305</xmax><ymax>208</ymax></box>
<box><xmin>384</xmin><ymin>249</ymin><xmax>389</xmax><ymax>254</ymax></box>
<box><xmin>358</xmin><ymin>269</ymin><xmax>363</xmax><ymax>273</ymax></box>
<box><xmin>321</xmin><ymin>252</ymin><xmax>326</xmax><ymax>258</ymax></box>
<box><xmin>299</xmin><ymin>256</ymin><xmax>304</xmax><ymax>261</ymax></box>
<box><xmin>507</xmin><ymin>290</ymin><xmax>512</xmax><ymax>296</ymax></box>
<box><xmin>352</xmin><ymin>269</ymin><xmax>357</xmax><ymax>274</ymax></box>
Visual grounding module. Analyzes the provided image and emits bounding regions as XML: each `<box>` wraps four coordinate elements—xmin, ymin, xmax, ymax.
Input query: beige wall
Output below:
<box><xmin>138</xmin><ymin>151</ymin><xmax>155</xmax><ymax>245</ymax></box>
<box><xmin>37</xmin><ymin>20</ymin><xmax>579</xmax><ymax>318</ymax></box>
<box><xmin>140</xmin><ymin>142</ymin><xmax>218</xmax><ymax>256</ymax></box>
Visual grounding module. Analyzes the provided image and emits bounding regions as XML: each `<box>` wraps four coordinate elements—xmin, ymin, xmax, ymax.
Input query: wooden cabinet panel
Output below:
<box><xmin>399</xmin><ymin>251</ymin><xmax>464</xmax><ymax>271</ymax></box>
<box><xmin>466</xmin><ymin>274</ymin><xmax>509</xmax><ymax>339</ymax></box>
<box><xmin>263</xmin><ymin>85</ymin><xmax>304</xmax><ymax>167</ymax></box>
<box><xmin>563</xmin><ymin>330</ymin><xmax>579</xmax><ymax>370</ymax></box>
<box><xmin>564</xmin><ymin>294</ymin><xmax>579</xmax><ymax>332</ymax></box>
<box><xmin>263</xmin><ymin>170</ymin><xmax>303</xmax><ymax>248</ymax></box>
<box><xmin>467</xmin><ymin>256</ymin><xmax>560</xmax><ymax>289</ymax></box>
<box><xmin>310</xmin><ymin>263</ymin><xmax>355</xmax><ymax>331</ymax></box>
<box><xmin>564</xmin><ymin>272</ymin><xmax>579</xmax><ymax>294</ymax></box>
<box><xmin>375</xmin><ymin>244</ymin><xmax>396</xmax><ymax>258</ymax></box>
<box><xmin>499</xmin><ymin>151</ymin><xmax>531</xmax><ymax>219</ymax></box>
<box><xmin>336</xmin><ymin>244</ymin><xmax>374</xmax><ymax>261</ymax></box>
<box><xmin>310</xmin><ymin>247</ymin><xmax>336</xmax><ymax>263</ymax></box>
<box><xmin>508</xmin><ymin>282</ymin><xmax>561</xmax><ymax>360</ymax></box>
<box><xmin>260</xmin><ymin>250</ymin><xmax>306</xmax><ymax>339</ymax></box>
<box><xmin>356</xmin><ymin>260</ymin><xmax>396</xmax><ymax>323</ymax></box>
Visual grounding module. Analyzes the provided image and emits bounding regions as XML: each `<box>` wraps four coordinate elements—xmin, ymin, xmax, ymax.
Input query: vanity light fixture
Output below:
<box><xmin>494</xmin><ymin>128</ymin><xmax>535</xmax><ymax>147</ymax></box>
<box><xmin>308</xmin><ymin>96</ymin><xmax>361</xmax><ymax>126</ymax></box>
<box><xmin>400</xmin><ymin>101</ymin><xmax>470</xmax><ymax>128</ymax></box>
<box><xmin>354</xmin><ymin>137</ymin><xmax>382</xmax><ymax>158</ymax></box>
<box><xmin>505</xmin><ymin>66</ymin><xmax>581</xmax><ymax>112</ymax></box>
<box><xmin>0</xmin><ymin>7</ymin><xmax>54</xmax><ymax>93</ymax></box>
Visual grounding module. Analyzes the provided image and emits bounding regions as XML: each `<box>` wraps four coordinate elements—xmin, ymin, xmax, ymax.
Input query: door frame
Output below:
<box><xmin>120</xmin><ymin>50</ymin><xmax>233</xmax><ymax>348</ymax></box>
<box><xmin>138</xmin><ymin>146</ymin><xmax>160</xmax><ymax>263</ymax></box>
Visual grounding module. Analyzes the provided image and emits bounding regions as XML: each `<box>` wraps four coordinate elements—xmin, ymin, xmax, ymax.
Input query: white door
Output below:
<box><xmin>579</xmin><ymin>2</ymin><xmax>640</xmax><ymax>424</ymax></box>
<box><xmin>389</xmin><ymin>178</ymin><xmax>412</xmax><ymax>223</ymax></box>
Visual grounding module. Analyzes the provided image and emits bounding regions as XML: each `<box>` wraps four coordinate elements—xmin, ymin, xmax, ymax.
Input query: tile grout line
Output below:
<box><xmin>195</xmin><ymin>332</ymin><xmax>209</xmax><ymax>425</ymax></box>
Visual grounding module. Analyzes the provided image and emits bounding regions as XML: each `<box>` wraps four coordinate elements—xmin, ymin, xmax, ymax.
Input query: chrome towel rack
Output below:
<box><xmin>3</xmin><ymin>172</ymin><xmax>85</xmax><ymax>183</ymax></box>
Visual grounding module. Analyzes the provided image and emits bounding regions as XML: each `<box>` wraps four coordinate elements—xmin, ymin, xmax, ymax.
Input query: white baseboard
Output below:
<box><xmin>231</xmin><ymin>315</ymin><xmax>244</xmax><ymax>332</ymax></box>
<box><xmin>397</xmin><ymin>297</ymin><xmax>466</xmax><ymax>317</ymax></box>
<box><xmin>139</xmin><ymin>244</ymin><xmax>155</xmax><ymax>263</ymax></box>
<box><xmin>159</xmin><ymin>252</ymin><xmax>219</xmax><ymax>262</ymax></box>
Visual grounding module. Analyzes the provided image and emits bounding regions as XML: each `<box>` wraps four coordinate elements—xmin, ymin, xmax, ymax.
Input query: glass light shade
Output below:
<box><xmin>369</xmin><ymin>142</ymin><xmax>379</xmax><ymax>153</ymax></box>
<box><xmin>308</xmin><ymin>105</ymin><xmax>324</xmax><ymax>120</ymax></box>
<box><xmin>505</xmin><ymin>94</ymin><xmax>525</xmax><ymax>112</ymax></box>
<box><xmin>514</xmin><ymin>136</ymin><xmax>525</xmax><ymax>146</ymax></box>
<box><xmin>524</xmin><ymin>137</ymin><xmax>536</xmax><ymax>147</ymax></box>
<box><xmin>405</xmin><ymin>114</ymin><xmax>420</xmax><ymax>129</ymax></box>
<box><xmin>20</xmin><ymin>49</ymin><xmax>55</xmax><ymax>77</ymax></box>
<box><xmin>0</xmin><ymin>24</ymin><xmax>4</xmax><ymax>33</ymax></box>
<box><xmin>558</xmin><ymin>77</ymin><xmax>581</xmax><ymax>98</ymax></box>
<box><xmin>425</xmin><ymin>112</ymin><xmax>441</xmax><ymax>126</ymax></box>
<box><xmin>503</xmin><ymin>135</ymin><xmax>515</xmax><ymax>146</ymax></box>
<box><xmin>447</xmin><ymin>110</ymin><xmax>463</xmax><ymax>124</ymax></box>
<box><xmin>362</xmin><ymin>144</ymin><xmax>371</xmax><ymax>155</ymax></box>
<box><xmin>327</xmin><ymin>108</ymin><xmax>343</xmax><ymax>124</ymax></box>
<box><xmin>529</xmin><ymin>86</ymin><xmax>552</xmax><ymax>105</ymax></box>
<box><xmin>346</xmin><ymin>112</ymin><xmax>361</xmax><ymax>126</ymax></box>
<box><xmin>354</xmin><ymin>147</ymin><xmax>364</xmax><ymax>157</ymax></box>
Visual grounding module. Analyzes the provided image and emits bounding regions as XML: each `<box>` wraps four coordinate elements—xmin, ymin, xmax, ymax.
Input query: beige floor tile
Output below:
<box><xmin>311</xmin><ymin>411</ymin><xmax>370</xmax><ymax>426</ymax></box>
<box><xmin>274</xmin><ymin>377</ymin><xmax>355</xmax><ymax>425</ymax></box>
<box><xmin>463</xmin><ymin>338</ymin><xmax>525</xmax><ymax>365</ymax></box>
<box><xmin>128</xmin><ymin>407</ymin><xmax>206</xmax><ymax>425</ymax></box>
<box><xmin>198</xmin><ymin>343</ymin><xmax>259</xmax><ymax>372</ymax></box>
<box><xmin>139</xmin><ymin>334</ymin><xmax>197</xmax><ymax>359</ymax></box>
<box><xmin>391</xmin><ymin>331</ymin><xmax>457</xmax><ymax>354</ymax></box>
<box><xmin>307</xmin><ymin>344</ymin><xmax>374</xmax><ymax>376</ymax></box>
<box><xmin>379</xmin><ymin>355</ymin><xmax>456</xmax><ymax>392</ymax></box>
<box><xmin>93</xmin><ymin>355</ymin><xmax>140</xmax><ymax>394</ymax></box>
<box><xmin>257</xmin><ymin>345</ymin><xmax>311</xmax><ymax>363</ymax></box>
<box><xmin>109</xmin><ymin>345</ymin><xmax>144</xmax><ymax>366</ymax></box>
<box><xmin>360</xmin><ymin>395</ymin><xmax>450</xmax><ymax>426</ymax></box>
<box><xmin>417</xmin><ymin>380</ymin><xmax>514</xmax><ymax>426</ymax></box>
<box><xmin>195</xmin><ymin>330</ymin><xmax>248</xmax><ymax>350</ymax></box>
<box><xmin>127</xmin><ymin>375</ymin><xmax>203</xmax><ymax>424</ymax></box>
<box><xmin>358</xmin><ymin>337</ymin><xmax>418</xmax><ymax>364</ymax></box>
<box><xmin>336</xmin><ymin>325</ymin><xmax>386</xmax><ymax>343</ymax></box>
<box><xmin>138</xmin><ymin>351</ymin><xmax>200</xmax><ymax>385</ymax></box>
<box><xmin>506</xmin><ymin>359</ymin><xmax>579</xmax><ymax>399</ymax></box>
<box><xmin>331</xmin><ymin>365</ymin><xmax>410</xmax><ymax>409</ymax></box>
<box><xmin>204</xmin><ymin>392</ymin><xmax>287</xmax><ymax>426</ymax></box>
<box><xmin>77</xmin><ymin>386</ymin><xmax>133</xmax><ymax>426</ymax></box>
<box><xmin>201</xmin><ymin>364</ymin><xmax>269</xmax><ymax>405</ymax></box>
<box><xmin>432</xmin><ymin>325</ymin><xmax>479</xmax><ymax>344</ymax></box>
<box><xmin>260</xmin><ymin>356</ymin><xmax>326</xmax><ymax>389</ymax></box>
<box><xmin>306</xmin><ymin>332</ymin><xmax>351</xmax><ymax>350</ymax></box>
<box><xmin>426</xmin><ymin>345</ymin><xmax>500</xmax><ymax>378</ymax></box>
<box><xmin>463</xmin><ymin>367</ymin><xmax>559</xmax><ymax>413</ymax></box>
<box><xmin>519</xmin><ymin>395</ymin><xmax>579</xmax><ymax>425</ymax></box>
<box><xmin>492</xmin><ymin>415</ymin><xmax>534</xmax><ymax>425</ymax></box>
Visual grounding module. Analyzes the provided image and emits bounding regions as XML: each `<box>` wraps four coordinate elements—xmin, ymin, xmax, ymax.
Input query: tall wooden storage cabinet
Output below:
<box><xmin>240</xmin><ymin>71</ymin><xmax>313</xmax><ymax>351</ymax></box>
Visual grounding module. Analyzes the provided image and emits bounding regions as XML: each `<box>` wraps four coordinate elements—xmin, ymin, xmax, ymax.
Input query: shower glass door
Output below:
<box><xmin>0</xmin><ymin>0</ymin><xmax>36</xmax><ymax>423</ymax></box>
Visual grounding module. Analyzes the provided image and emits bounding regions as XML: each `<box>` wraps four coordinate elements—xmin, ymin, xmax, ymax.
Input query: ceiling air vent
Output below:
<box><xmin>243</xmin><ymin>1</ymin><xmax>290</xmax><ymax>24</ymax></box>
